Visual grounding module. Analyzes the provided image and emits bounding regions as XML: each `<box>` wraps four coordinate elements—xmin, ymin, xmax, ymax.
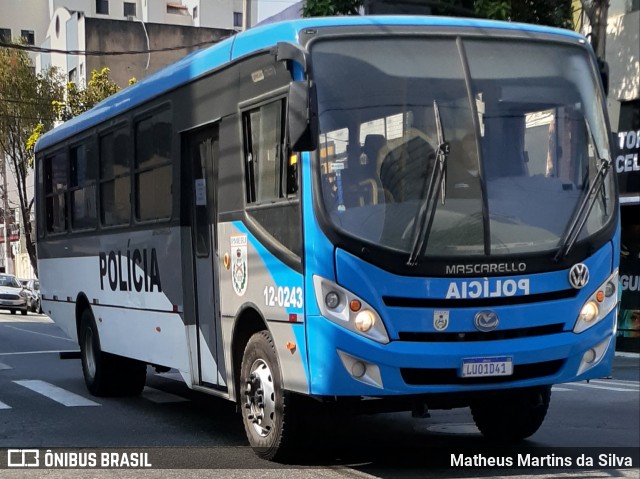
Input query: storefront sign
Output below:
<box><xmin>616</xmin><ymin>101</ymin><xmax>640</xmax><ymax>200</ymax></box>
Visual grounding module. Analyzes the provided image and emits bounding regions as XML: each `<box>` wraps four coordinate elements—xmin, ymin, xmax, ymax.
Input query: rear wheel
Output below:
<box><xmin>471</xmin><ymin>386</ymin><xmax>551</xmax><ymax>441</ymax></box>
<box><xmin>240</xmin><ymin>330</ymin><xmax>300</xmax><ymax>462</ymax></box>
<box><xmin>79</xmin><ymin>308</ymin><xmax>146</xmax><ymax>397</ymax></box>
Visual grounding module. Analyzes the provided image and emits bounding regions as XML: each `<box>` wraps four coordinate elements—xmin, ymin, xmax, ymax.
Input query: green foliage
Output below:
<box><xmin>302</xmin><ymin>0</ymin><xmax>573</xmax><ymax>28</ymax></box>
<box><xmin>303</xmin><ymin>0</ymin><xmax>363</xmax><ymax>17</ymax></box>
<box><xmin>475</xmin><ymin>0</ymin><xmax>510</xmax><ymax>20</ymax></box>
<box><xmin>54</xmin><ymin>67</ymin><xmax>120</xmax><ymax>121</ymax></box>
<box><xmin>25</xmin><ymin>122</ymin><xmax>45</xmax><ymax>168</ymax></box>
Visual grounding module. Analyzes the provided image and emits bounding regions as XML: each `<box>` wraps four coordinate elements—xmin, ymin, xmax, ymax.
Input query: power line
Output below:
<box><xmin>0</xmin><ymin>37</ymin><xmax>226</xmax><ymax>56</ymax></box>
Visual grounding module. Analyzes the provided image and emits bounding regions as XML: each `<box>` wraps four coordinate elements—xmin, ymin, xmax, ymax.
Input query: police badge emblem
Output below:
<box><xmin>230</xmin><ymin>235</ymin><xmax>248</xmax><ymax>296</ymax></box>
<box><xmin>434</xmin><ymin>310</ymin><xmax>449</xmax><ymax>331</ymax></box>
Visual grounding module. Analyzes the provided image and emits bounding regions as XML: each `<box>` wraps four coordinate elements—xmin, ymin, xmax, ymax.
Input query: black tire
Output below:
<box><xmin>240</xmin><ymin>330</ymin><xmax>300</xmax><ymax>462</ymax></box>
<box><xmin>10</xmin><ymin>309</ymin><xmax>16</xmax><ymax>315</ymax></box>
<box><xmin>79</xmin><ymin>308</ymin><xmax>146</xmax><ymax>397</ymax></box>
<box><xmin>21</xmin><ymin>309</ymin><xmax>27</xmax><ymax>316</ymax></box>
<box><xmin>471</xmin><ymin>386</ymin><xmax>551</xmax><ymax>441</ymax></box>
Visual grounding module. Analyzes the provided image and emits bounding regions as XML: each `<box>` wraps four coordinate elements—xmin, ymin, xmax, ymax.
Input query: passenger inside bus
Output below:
<box><xmin>341</xmin><ymin>134</ymin><xmax>386</xmax><ymax>208</ymax></box>
<box><xmin>378</xmin><ymin>128</ymin><xmax>436</xmax><ymax>203</ymax></box>
<box><xmin>448</xmin><ymin>133</ymin><xmax>481</xmax><ymax>198</ymax></box>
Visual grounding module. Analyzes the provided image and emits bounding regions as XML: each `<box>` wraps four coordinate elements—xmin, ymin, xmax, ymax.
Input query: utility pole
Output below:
<box><xmin>2</xmin><ymin>152</ymin><xmax>12</xmax><ymax>274</ymax></box>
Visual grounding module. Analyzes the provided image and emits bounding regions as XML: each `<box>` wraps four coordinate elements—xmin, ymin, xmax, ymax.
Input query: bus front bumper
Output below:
<box><xmin>305</xmin><ymin>311</ymin><xmax>616</xmax><ymax>398</ymax></box>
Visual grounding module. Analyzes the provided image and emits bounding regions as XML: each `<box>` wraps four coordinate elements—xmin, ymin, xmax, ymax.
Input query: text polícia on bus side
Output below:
<box><xmin>99</xmin><ymin>248</ymin><xmax>162</xmax><ymax>292</ymax></box>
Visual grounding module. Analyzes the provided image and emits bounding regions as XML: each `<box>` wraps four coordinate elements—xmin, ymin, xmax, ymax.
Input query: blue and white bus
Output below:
<box><xmin>35</xmin><ymin>16</ymin><xmax>619</xmax><ymax>460</ymax></box>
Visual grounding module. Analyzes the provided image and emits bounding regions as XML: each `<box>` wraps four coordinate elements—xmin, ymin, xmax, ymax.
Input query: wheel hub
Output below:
<box><xmin>244</xmin><ymin>359</ymin><xmax>276</xmax><ymax>437</ymax></box>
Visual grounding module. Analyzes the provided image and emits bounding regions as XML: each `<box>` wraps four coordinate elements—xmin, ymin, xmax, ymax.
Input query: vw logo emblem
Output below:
<box><xmin>474</xmin><ymin>310</ymin><xmax>499</xmax><ymax>332</ymax></box>
<box><xmin>569</xmin><ymin>263</ymin><xmax>589</xmax><ymax>289</ymax></box>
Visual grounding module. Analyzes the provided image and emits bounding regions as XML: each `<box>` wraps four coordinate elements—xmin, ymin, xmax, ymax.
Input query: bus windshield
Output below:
<box><xmin>313</xmin><ymin>37</ymin><xmax>615</xmax><ymax>259</ymax></box>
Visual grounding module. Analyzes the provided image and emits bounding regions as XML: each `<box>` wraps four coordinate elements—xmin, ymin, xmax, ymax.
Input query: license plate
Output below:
<box><xmin>461</xmin><ymin>357</ymin><xmax>513</xmax><ymax>378</ymax></box>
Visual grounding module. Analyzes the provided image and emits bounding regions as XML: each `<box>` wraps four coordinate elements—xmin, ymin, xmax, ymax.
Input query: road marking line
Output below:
<box><xmin>2</xmin><ymin>325</ymin><xmax>75</xmax><ymax>342</ymax></box>
<box><xmin>589</xmin><ymin>379</ymin><xmax>639</xmax><ymax>388</ymax></box>
<box><xmin>0</xmin><ymin>400</ymin><xmax>11</xmax><ymax>409</ymax></box>
<box><xmin>13</xmin><ymin>380</ymin><xmax>100</xmax><ymax>406</ymax></box>
<box><xmin>0</xmin><ymin>362</ymin><xmax>13</xmax><ymax>370</ymax></box>
<box><xmin>0</xmin><ymin>350</ymin><xmax>79</xmax><ymax>356</ymax></box>
<box><xmin>568</xmin><ymin>382</ymin><xmax>639</xmax><ymax>392</ymax></box>
<box><xmin>551</xmin><ymin>386</ymin><xmax>573</xmax><ymax>391</ymax></box>
<box><xmin>142</xmin><ymin>386</ymin><xmax>189</xmax><ymax>403</ymax></box>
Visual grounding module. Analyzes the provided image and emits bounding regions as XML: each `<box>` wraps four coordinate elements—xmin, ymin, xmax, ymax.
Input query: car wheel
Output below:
<box><xmin>21</xmin><ymin>309</ymin><xmax>27</xmax><ymax>316</ymax></box>
<box><xmin>10</xmin><ymin>309</ymin><xmax>16</xmax><ymax>315</ymax></box>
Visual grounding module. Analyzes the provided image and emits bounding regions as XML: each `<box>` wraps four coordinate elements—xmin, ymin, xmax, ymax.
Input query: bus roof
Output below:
<box><xmin>35</xmin><ymin>15</ymin><xmax>584</xmax><ymax>152</ymax></box>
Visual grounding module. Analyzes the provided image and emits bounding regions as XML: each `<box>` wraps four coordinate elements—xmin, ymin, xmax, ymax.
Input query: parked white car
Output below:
<box><xmin>0</xmin><ymin>274</ymin><xmax>29</xmax><ymax>315</ymax></box>
<box><xmin>25</xmin><ymin>279</ymin><xmax>42</xmax><ymax>313</ymax></box>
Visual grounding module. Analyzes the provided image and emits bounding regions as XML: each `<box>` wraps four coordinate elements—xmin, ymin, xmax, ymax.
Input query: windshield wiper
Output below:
<box><xmin>554</xmin><ymin>120</ymin><xmax>612</xmax><ymax>261</ymax></box>
<box><xmin>406</xmin><ymin>100</ymin><xmax>450</xmax><ymax>266</ymax></box>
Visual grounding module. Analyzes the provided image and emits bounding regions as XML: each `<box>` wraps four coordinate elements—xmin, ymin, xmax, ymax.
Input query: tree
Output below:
<box><xmin>0</xmin><ymin>44</ymin><xmax>63</xmax><ymax>276</ymax></box>
<box><xmin>303</xmin><ymin>0</ymin><xmax>363</xmax><ymax>17</ymax></box>
<box><xmin>579</xmin><ymin>0</ymin><xmax>609</xmax><ymax>60</ymax></box>
<box><xmin>52</xmin><ymin>67</ymin><xmax>121</xmax><ymax>122</ymax></box>
<box><xmin>302</xmin><ymin>0</ymin><xmax>574</xmax><ymax>29</ymax></box>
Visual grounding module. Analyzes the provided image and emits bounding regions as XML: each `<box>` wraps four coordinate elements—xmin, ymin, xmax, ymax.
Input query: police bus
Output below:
<box><xmin>35</xmin><ymin>16</ymin><xmax>619</xmax><ymax>460</ymax></box>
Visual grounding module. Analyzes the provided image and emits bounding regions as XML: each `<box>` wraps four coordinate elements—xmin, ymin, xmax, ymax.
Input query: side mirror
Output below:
<box><xmin>598</xmin><ymin>59</ymin><xmax>609</xmax><ymax>96</ymax></box>
<box><xmin>288</xmin><ymin>81</ymin><xmax>318</xmax><ymax>152</ymax></box>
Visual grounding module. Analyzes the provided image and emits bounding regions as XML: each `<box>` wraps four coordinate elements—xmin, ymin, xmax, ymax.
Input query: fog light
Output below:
<box><xmin>325</xmin><ymin>291</ymin><xmax>340</xmax><ymax>309</ymax></box>
<box><xmin>351</xmin><ymin>361</ymin><xmax>366</xmax><ymax>378</ymax></box>
<box><xmin>355</xmin><ymin>310</ymin><xmax>375</xmax><ymax>332</ymax></box>
<box><xmin>604</xmin><ymin>281</ymin><xmax>616</xmax><ymax>297</ymax></box>
<box><xmin>579</xmin><ymin>301</ymin><xmax>599</xmax><ymax>323</ymax></box>
<box><xmin>583</xmin><ymin>348</ymin><xmax>596</xmax><ymax>364</ymax></box>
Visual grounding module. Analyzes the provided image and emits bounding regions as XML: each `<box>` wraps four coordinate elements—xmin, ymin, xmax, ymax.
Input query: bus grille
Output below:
<box><xmin>400</xmin><ymin>359</ymin><xmax>564</xmax><ymax>386</ymax></box>
<box><xmin>0</xmin><ymin>294</ymin><xmax>20</xmax><ymax>300</ymax></box>
<box><xmin>398</xmin><ymin>323</ymin><xmax>565</xmax><ymax>342</ymax></box>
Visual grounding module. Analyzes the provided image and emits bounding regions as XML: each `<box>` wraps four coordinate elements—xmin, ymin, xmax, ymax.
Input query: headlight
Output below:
<box><xmin>313</xmin><ymin>275</ymin><xmax>389</xmax><ymax>344</ymax></box>
<box><xmin>574</xmin><ymin>270</ymin><xmax>618</xmax><ymax>333</ymax></box>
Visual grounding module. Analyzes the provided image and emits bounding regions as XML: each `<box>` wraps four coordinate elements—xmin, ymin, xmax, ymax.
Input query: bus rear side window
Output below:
<box><xmin>135</xmin><ymin>110</ymin><xmax>172</xmax><ymax>221</ymax></box>
<box><xmin>44</xmin><ymin>151</ymin><xmax>68</xmax><ymax>234</ymax></box>
<box><xmin>100</xmin><ymin>127</ymin><xmax>131</xmax><ymax>226</ymax></box>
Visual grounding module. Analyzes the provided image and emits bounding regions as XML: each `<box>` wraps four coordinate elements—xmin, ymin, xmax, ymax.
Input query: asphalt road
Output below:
<box><xmin>0</xmin><ymin>312</ymin><xmax>638</xmax><ymax>479</ymax></box>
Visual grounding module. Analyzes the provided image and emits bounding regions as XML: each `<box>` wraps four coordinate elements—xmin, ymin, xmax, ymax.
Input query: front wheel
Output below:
<box><xmin>471</xmin><ymin>386</ymin><xmax>551</xmax><ymax>441</ymax></box>
<box><xmin>240</xmin><ymin>330</ymin><xmax>299</xmax><ymax>462</ymax></box>
<box><xmin>79</xmin><ymin>308</ymin><xmax>146</xmax><ymax>397</ymax></box>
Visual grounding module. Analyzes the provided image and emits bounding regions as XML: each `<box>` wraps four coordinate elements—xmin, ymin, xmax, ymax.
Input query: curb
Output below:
<box><xmin>614</xmin><ymin>351</ymin><xmax>640</xmax><ymax>358</ymax></box>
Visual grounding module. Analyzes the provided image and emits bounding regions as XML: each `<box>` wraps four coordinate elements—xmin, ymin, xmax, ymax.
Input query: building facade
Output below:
<box><xmin>598</xmin><ymin>1</ymin><xmax>639</xmax><ymax>352</ymax></box>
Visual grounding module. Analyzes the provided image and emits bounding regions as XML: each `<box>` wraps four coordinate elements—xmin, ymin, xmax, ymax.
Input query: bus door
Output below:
<box><xmin>186</xmin><ymin>124</ymin><xmax>223</xmax><ymax>387</ymax></box>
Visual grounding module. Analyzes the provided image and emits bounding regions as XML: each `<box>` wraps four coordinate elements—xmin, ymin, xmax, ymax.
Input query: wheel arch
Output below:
<box><xmin>230</xmin><ymin>303</ymin><xmax>270</xmax><ymax>403</ymax></box>
<box><xmin>75</xmin><ymin>292</ymin><xmax>93</xmax><ymax>340</ymax></box>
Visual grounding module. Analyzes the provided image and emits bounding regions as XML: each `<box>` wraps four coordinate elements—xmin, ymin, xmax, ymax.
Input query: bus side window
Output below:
<box><xmin>69</xmin><ymin>142</ymin><xmax>97</xmax><ymax>231</ymax></box>
<box><xmin>100</xmin><ymin>127</ymin><xmax>131</xmax><ymax>227</ymax></box>
<box><xmin>242</xmin><ymin>98</ymin><xmax>301</xmax><ymax>257</ymax></box>
<box><xmin>44</xmin><ymin>150</ymin><xmax>68</xmax><ymax>234</ymax></box>
<box><xmin>243</xmin><ymin>100</ymin><xmax>286</xmax><ymax>205</ymax></box>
